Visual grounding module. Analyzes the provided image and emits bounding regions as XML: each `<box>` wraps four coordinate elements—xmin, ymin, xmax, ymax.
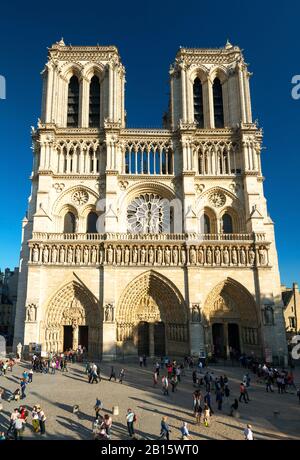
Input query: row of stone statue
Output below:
<box><xmin>241</xmin><ymin>327</ymin><xmax>258</xmax><ymax>345</ymax></box>
<box><xmin>30</xmin><ymin>243</ymin><xmax>269</xmax><ymax>267</ymax></box>
<box><xmin>116</xmin><ymin>322</ymin><xmax>188</xmax><ymax>343</ymax></box>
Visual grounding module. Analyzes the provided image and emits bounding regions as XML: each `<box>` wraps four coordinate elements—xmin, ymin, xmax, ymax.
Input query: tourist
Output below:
<box><xmin>266</xmin><ymin>374</ymin><xmax>274</xmax><ymax>392</ymax></box>
<box><xmin>119</xmin><ymin>368</ymin><xmax>125</xmax><ymax>384</ymax></box>
<box><xmin>20</xmin><ymin>378</ymin><xmax>27</xmax><ymax>400</ymax></box>
<box><xmin>37</xmin><ymin>406</ymin><xmax>46</xmax><ymax>435</ymax></box>
<box><xmin>28</xmin><ymin>369</ymin><xmax>33</xmax><ymax>383</ymax></box>
<box><xmin>101</xmin><ymin>414</ymin><xmax>112</xmax><ymax>438</ymax></box>
<box><xmin>7</xmin><ymin>408</ymin><xmax>19</xmax><ymax>435</ymax></box>
<box><xmin>203</xmin><ymin>403</ymin><xmax>210</xmax><ymax>427</ymax></box>
<box><xmin>155</xmin><ymin>361</ymin><xmax>160</xmax><ymax>376</ymax></box>
<box><xmin>159</xmin><ymin>416</ymin><xmax>170</xmax><ymax>440</ymax></box>
<box><xmin>230</xmin><ymin>398</ymin><xmax>239</xmax><ymax>417</ymax></box>
<box><xmin>94</xmin><ymin>398</ymin><xmax>103</xmax><ymax>420</ymax></box>
<box><xmin>195</xmin><ymin>403</ymin><xmax>202</xmax><ymax>425</ymax></box>
<box><xmin>13</xmin><ymin>414</ymin><xmax>25</xmax><ymax>440</ymax></box>
<box><xmin>109</xmin><ymin>366</ymin><xmax>117</xmax><ymax>382</ymax></box>
<box><xmin>243</xmin><ymin>424</ymin><xmax>254</xmax><ymax>440</ymax></box>
<box><xmin>216</xmin><ymin>388</ymin><xmax>223</xmax><ymax>410</ymax></box>
<box><xmin>204</xmin><ymin>390</ymin><xmax>214</xmax><ymax>414</ymax></box>
<box><xmin>139</xmin><ymin>356</ymin><xmax>143</xmax><ymax>367</ymax></box>
<box><xmin>170</xmin><ymin>374</ymin><xmax>178</xmax><ymax>392</ymax></box>
<box><xmin>162</xmin><ymin>375</ymin><xmax>169</xmax><ymax>395</ymax></box>
<box><xmin>239</xmin><ymin>382</ymin><xmax>248</xmax><ymax>403</ymax></box>
<box><xmin>0</xmin><ymin>432</ymin><xmax>6</xmax><ymax>441</ymax></box>
<box><xmin>143</xmin><ymin>355</ymin><xmax>147</xmax><ymax>367</ymax></box>
<box><xmin>126</xmin><ymin>408</ymin><xmax>136</xmax><ymax>438</ymax></box>
<box><xmin>32</xmin><ymin>406</ymin><xmax>40</xmax><ymax>433</ymax></box>
<box><xmin>180</xmin><ymin>421</ymin><xmax>190</xmax><ymax>440</ymax></box>
<box><xmin>153</xmin><ymin>371</ymin><xmax>158</xmax><ymax>387</ymax></box>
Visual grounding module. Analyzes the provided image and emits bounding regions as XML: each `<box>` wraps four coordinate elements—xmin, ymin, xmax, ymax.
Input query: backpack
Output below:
<box><xmin>133</xmin><ymin>414</ymin><xmax>137</xmax><ymax>422</ymax></box>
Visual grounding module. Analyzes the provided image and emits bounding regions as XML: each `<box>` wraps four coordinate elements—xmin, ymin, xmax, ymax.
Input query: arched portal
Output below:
<box><xmin>116</xmin><ymin>271</ymin><xmax>189</xmax><ymax>357</ymax></box>
<box><xmin>203</xmin><ymin>278</ymin><xmax>260</xmax><ymax>359</ymax></box>
<box><xmin>41</xmin><ymin>281</ymin><xmax>102</xmax><ymax>358</ymax></box>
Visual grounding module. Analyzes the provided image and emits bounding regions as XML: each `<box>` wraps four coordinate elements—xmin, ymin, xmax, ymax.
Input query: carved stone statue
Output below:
<box><xmin>26</xmin><ymin>304</ymin><xmax>36</xmax><ymax>322</ymax></box>
<box><xmin>59</xmin><ymin>246</ymin><xmax>65</xmax><ymax>263</ymax></box>
<box><xmin>223</xmin><ymin>247</ymin><xmax>229</xmax><ymax>265</ymax></box>
<box><xmin>104</xmin><ymin>304</ymin><xmax>114</xmax><ymax>322</ymax></box>
<box><xmin>165</xmin><ymin>246</ymin><xmax>171</xmax><ymax>265</ymax></box>
<box><xmin>140</xmin><ymin>246</ymin><xmax>146</xmax><ymax>265</ymax></box>
<box><xmin>264</xmin><ymin>305</ymin><xmax>274</xmax><ymax>325</ymax></box>
<box><xmin>33</xmin><ymin>246</ymin><xmax>39</xmax><ymax>263</ymax></box>
<box><xmin>116</xmin><ymin>246</ymin><xmax>122</xmax><ymax>265</ymax></box>
<box><xmin>75</xmin><ymin>246</ymin><xmax>81</xmax><ymax>264</ymax></box>
<box><xmin>91</xmin><ymin>246</ymin><xmax>97</xmax><ymax>264</ymax></box>
<box><xmin>206</xmin><ymin>247</ymin><xmax>212</xmax><ymax>264</ymax></box>
<box><xmin>133</xmin><ymin>246</ymin><xmax>138</xmax><ymax>264</ymax></box>
<box><xmin>215</xmin><ymin>247</ymin><xmax>221</xmax><ymax>265</ymax></box>
<box><xmin>198</xmin><ymin>247</ymin><xmax>204</xmax><ymax>264</ymax></box>
<box><xmin>148</xmin><ymin>247</ymin><xmax>154</xmax><ymax>265</ymax></box>
<box><xmin>67</xmin><ymin>247</ymin><xmax>73</xmax><ymax>264</ymax></box>
<box><xmin>190</xmin><ymin>247</ymin><xmax>197</xmax><ymax>265</ymax></box>
<box><xmin>83</xmin><ymin>246</ymin><xmax>89</xmax><ymax>264</ymax></box>
<box><xmin>124</xmin><ymin>246</ymin><xmax>130</xmax><ymax>265</ymax></box>
<box><xmin>259</xmin><ymin>247</ymin><xmax>267</xmax><ymax>266</ymax></box>
<box><xmin>191</xmin><ymin>305</ymin><xmax>201</xmax><ymax>322</ymax></box>
<box><xmin>181</xmin><ymin>247</ymin><xmax>186</xmax><ymax>265</ymax></box>
<box><xmin>240</xmin><ymin>247</ymin><xmax>246</xmax><ymax>265</ymax></box>
<box><xmin>249</xmin><ymin>248</ymin><xmax>255</xmax><ymax>265</ymax></box>
<box><xmin>52</xmin><ymin>246</ymin><xmax>58</xmax><ymax>264</ymax></box>
<box><xmin>173</xmin><ymin>247</ymin><xmax>178</xmax><ymax>265</ymax></box>
<box><xmin>107</xmin><ymin>245</ymin><xmax>114</xmax><ymax>264</ymax></box>
<box><xmin>231</xmin><ymin>247</ymin><xmax>238</xmax><ymax>265</ymax></box>
<box><xmin>157</xmin><ymin>247</ymin><xmax>163</xmax><ymax>265</ymax></box>
<box><xmin>43</xmin><ymin>246</ymin><xmax>49</xmax><ymax>264</ymax></box>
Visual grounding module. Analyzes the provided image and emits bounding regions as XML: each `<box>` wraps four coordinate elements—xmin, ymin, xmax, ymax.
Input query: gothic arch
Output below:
<box><xmin>116</xmin><ymin>271</ymin><xmax>189</xmax><ymax>356</ymax></box>
<box><xmin>41</xmin><ymin>280</ymin><xmax>102</xmax><ymax>357</ymax></box>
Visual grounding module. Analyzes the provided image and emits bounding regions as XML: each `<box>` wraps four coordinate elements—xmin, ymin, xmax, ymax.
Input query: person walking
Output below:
<box><xmin>230</xmin><ymin>399</ymin><xmax>239</xmax><ymax>417</ymax></box>
<box><xmin>13</xmin><ymin>415</ymin><xmax>25</xmax><ymax>440</ymax></box>
<box><xmin>162</xmin><ymin>376</ymin><xmax>169</xmax><ymax>396</ymax></box>
<box><xmin>94</xmin><ymin>398</ymin><xmax>103</xmax><ymax>420</ymax></box>
<box><xmin>203</xmin><ymin>403</ymin><xmax>210</xmax><ymax>427</ymax></box>
<box><xmin>159</xmin><ymin>416</ymin><xmax>171</xmax><ymax>440</ymax></box>
<box><xmin>109</xmin><ymin>366</ymin><xmax>117</xmax><ymax>382</ymax></box>
<box><xmin>37</xmin><ymin>407</ymin><xmax>46</xmax><ymax>435</ymax></box>
<box><xmin>126</xmin><ymin>409</ymin><xmax>136</xmax><ymax>438</ymax></box>
<box><xmin>7</xmin><ymin>409</ymin><xmax>19</xmax><ymax>436</ymax></box>
<box><xmin>20</xmin><ymin>379</ymin><xmax>27</xmax><ymax>400</ymax></box>
<box><xmin>170</xmin><ymin>375</ymin><xmax>178</xmax><ymax>393</ymax></box>
<box><xmin>153</xmin><ymin>371</ymin><xmax>158</xmax><ymax>387</ymax></box>
<box><xmin>239</xmin><ymin>382</ymin><xmax>248</xmax><ymax>403</ymax></box>
<box><xmin>28</xmin><ymin>369</ymin><xmax>33</xmax><ymax>383</ymax></box>
<box><xmin>243</xmin><ymin>424</ymin><xmax>254</xmax><ymax>440</ymax></box>
<box><xmin>119</xmin><ymin>368</ymin><xmax>125</xmax><ymax>384</ymax></box>
<box><xmin>204</xmin><ymin>390</ymin><xmax>214</xmax><ymax>414</ymax></box>
<box><xmin>216</xmin><ymin>389</ymin><xmax>223</xmax><ymax>411</ymax></box>
<box><xmin>180</xmin><ymin>421</ymin><xmax>190</xmax><ymax>440</ymax></box>
<box><xmin>101</xmin><ymin>414</ymin><xmax>112</xmax><ymax>439</ymax></box>
<box><xmin>32</xmin><ymin>406</ymin><xmax>40</xmax><ymax>433</ymax></box>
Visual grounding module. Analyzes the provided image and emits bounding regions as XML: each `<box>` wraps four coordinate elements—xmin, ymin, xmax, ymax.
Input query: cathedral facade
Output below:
<box><xmin>13</xmin><ymin>40</ymin><xmax>288</xmax><ymax>364</ymax></box>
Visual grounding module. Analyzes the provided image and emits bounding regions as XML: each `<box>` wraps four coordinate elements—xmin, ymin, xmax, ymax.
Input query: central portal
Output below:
<box><xmin>137</xmin><ymin>321</ymin><xmax>166</xmax><ymax>357</ymax></box>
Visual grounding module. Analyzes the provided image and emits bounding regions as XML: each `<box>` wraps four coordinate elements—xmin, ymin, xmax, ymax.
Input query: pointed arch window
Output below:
<box><xmin>64</xmin><ymin>212</ymin><xmax>76</xmax><ymax>233</ymax></box>
<box><xmin>193</xmin><ymin>78</ymin><xmax>204</xmax><ymax>128</ymax></box>
<box><xmin>89</xmin><ymin>76</ymin><xmax>100</xmax><ymax>127</ymax></box>
<box><xmin>204</xmin><ymin>214</ymin><xmax>211</xmax><ymax>234</ymax></box>
<box><xmin>222</xmin><ymin>213</ymin><xmax>233</xmax><ymax>234</ymax></box>
<box><xmin>67</xmin><ymin>76</ymin><xmax>79</xmax><ymax>127</ymax></box>
<box><xmin>87</xmin><ymin>211</ymin><xmax>98</xmax><ymax>233</ymax></box>
<box><xmin>213</xmin><ymin>78</ymin><xmax>224</xmax><ymax>128</ymax></box>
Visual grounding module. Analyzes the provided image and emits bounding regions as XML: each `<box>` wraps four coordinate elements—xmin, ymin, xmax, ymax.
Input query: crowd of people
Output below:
<box><xmin>0</xmin><ymin>350</ymin><xmax>299</xmax><ymax>441</ymax></box>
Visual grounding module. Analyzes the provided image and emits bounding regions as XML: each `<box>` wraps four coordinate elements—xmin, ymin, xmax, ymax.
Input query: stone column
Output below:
<box><xmin>72</xmin><ymin>324</ymin><xmax>79</xmax><ymax>350</ymax></box>
<box><xmin>224</xmin><ymin>323</ymin><xmax>230</xmax><ymax>359</ymax></box>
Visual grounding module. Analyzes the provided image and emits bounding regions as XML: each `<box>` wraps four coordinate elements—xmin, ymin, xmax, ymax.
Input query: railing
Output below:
<box><xmin>31</xmin><ymin>232</ymin><xmax>265</xmax><ymax>243</ymax></box>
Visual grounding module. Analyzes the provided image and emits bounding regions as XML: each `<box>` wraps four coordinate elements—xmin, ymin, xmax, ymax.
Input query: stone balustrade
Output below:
<box><xmin>28</xmin><ymin>233</ymin><xmax>270</xmax><ymax>268</ymax></box>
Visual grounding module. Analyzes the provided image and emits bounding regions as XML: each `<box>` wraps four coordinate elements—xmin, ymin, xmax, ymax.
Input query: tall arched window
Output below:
<box><xmin>67</xmin><ymin>76</ymin><xmax>79</xmax><ymax>127</ymax></box>
<box><xmin>222</xmin><ymin>213</ymin><xmax>233</xmax><ymax>234</ymax></box>
<box><xmin>213</xmin><ymin>78</ymin><xmax>224</xmax><ymax>128</ymax></box>
<box><xmin>64</xmin><ymin>212</ymin><xmax>76</xmax><ymax>233</ymax></box>
<box><xmin>204</xmin><ymin>214</ymin><xmax>211</xmax><ymax>234</ymax></box>
<box><xmin>89</xmin><ymin>76</ymin><xmax>100</xmax><ymax>127</ymax></box>
<box><xmin>193</xmin><ymin>78</ymin><xmax>204</xmax><ymax>128</ymax></box>
<box><xmin>87</xmin><ymin>212</ymin><xmax>98</xmax><ymax>233</ymax></box>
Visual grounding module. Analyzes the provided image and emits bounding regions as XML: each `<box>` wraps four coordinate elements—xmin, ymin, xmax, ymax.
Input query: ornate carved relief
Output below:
<box><xmin>209</xmin><ymin>191</ymin><xmax>226</xmax><ymax>208</ymax></box>
<box><xmin>72</xmin><ymin>190</ymin><xmax>89</xmax><ymax>206</ymax></box>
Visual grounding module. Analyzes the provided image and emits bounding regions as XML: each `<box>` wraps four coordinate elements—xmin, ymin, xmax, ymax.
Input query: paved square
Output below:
<box><xmin>0</xmin><ymin>360</ymin><xmax>299</xmax><ymax>440</ymax></box>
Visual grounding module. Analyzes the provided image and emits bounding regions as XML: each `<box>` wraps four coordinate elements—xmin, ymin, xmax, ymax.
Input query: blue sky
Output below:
<box><xmin>0</xmin><ymin>0</ymin><xmax>299</xmax><ymax>286</ymax></box>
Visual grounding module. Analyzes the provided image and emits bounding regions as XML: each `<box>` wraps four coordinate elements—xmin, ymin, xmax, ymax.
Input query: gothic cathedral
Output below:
<box><xmin>13</xmin><ymin>39</ymin><xmax>288</xmax><ymax>364</ymax></box>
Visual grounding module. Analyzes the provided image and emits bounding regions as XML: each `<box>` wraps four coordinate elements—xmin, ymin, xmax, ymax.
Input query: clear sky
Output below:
<box><xmin>0</xmin><ymin>0</ymin><xmax>299</xmax><ymax>286</ymax></box>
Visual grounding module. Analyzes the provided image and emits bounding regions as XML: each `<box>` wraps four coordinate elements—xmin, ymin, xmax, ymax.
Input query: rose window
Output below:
<box><xmin>127</xmin><ymin>193</ymin><xmax>170</xmax><ymax>233</ymax></box>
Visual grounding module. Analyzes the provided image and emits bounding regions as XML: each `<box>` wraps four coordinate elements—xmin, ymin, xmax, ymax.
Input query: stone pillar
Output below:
<box><xmin>72</xmin><ymin>324</ymin><xmax>79</xmax><ymax>350</ymax></box>
<box><xmin>81</xmin><ymin>77</ymin><xmax>89</xmax><ymax>128</ymax></box>
<box><xmin>223</xmin><ymin>323</ymin><xmax>230</xmax><ymax>359</ymax></box>
<box><xmin>102</xmin><ymin>322</ymin><xmax>117</xmax><ymax>360</ymax></box>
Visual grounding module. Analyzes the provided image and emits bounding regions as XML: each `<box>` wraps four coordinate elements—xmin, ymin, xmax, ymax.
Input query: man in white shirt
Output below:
<box><xmin>244</xmin><ymin>424</ymin><xmax>254</xmax><ymax>440</ymax></box>
<box><xmin>14</xmin><ymin>415</ymin><xmax>25</xmax><ymax>440</ymax></box>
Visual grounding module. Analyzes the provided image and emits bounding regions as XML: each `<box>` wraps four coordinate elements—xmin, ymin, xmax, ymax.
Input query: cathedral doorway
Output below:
<box><xmin>212</xmin><ymin>323</ymin><xmax>225</xmax><ymax>357</ymax></box>
<box><xmin>138</xmin><ymin>322</ymin><xmax>150</xmax><ymax>356</ymax></box>
<box><xmin>63</xmin><ymin>326</ymin><xmax>73</xmax><ymax>351</ymax></box>
<box><xmin>154</xmin><ymin>322</ymin><xmax>166</xmax><ymax>356</ymax></box>
<box><xmin>79</xmin><ymin>325</ymin><xmax>89</xmax><ymax>350</ymax></box>
<box><xmin>116</xmin><ymin>271</ymin><xmax>189</xmax><ymax>358</ymax></box>
<box><xmin>228</xmin><ymin>323</ymin><xmax>240</xmax><ymax>355</ymax></box>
